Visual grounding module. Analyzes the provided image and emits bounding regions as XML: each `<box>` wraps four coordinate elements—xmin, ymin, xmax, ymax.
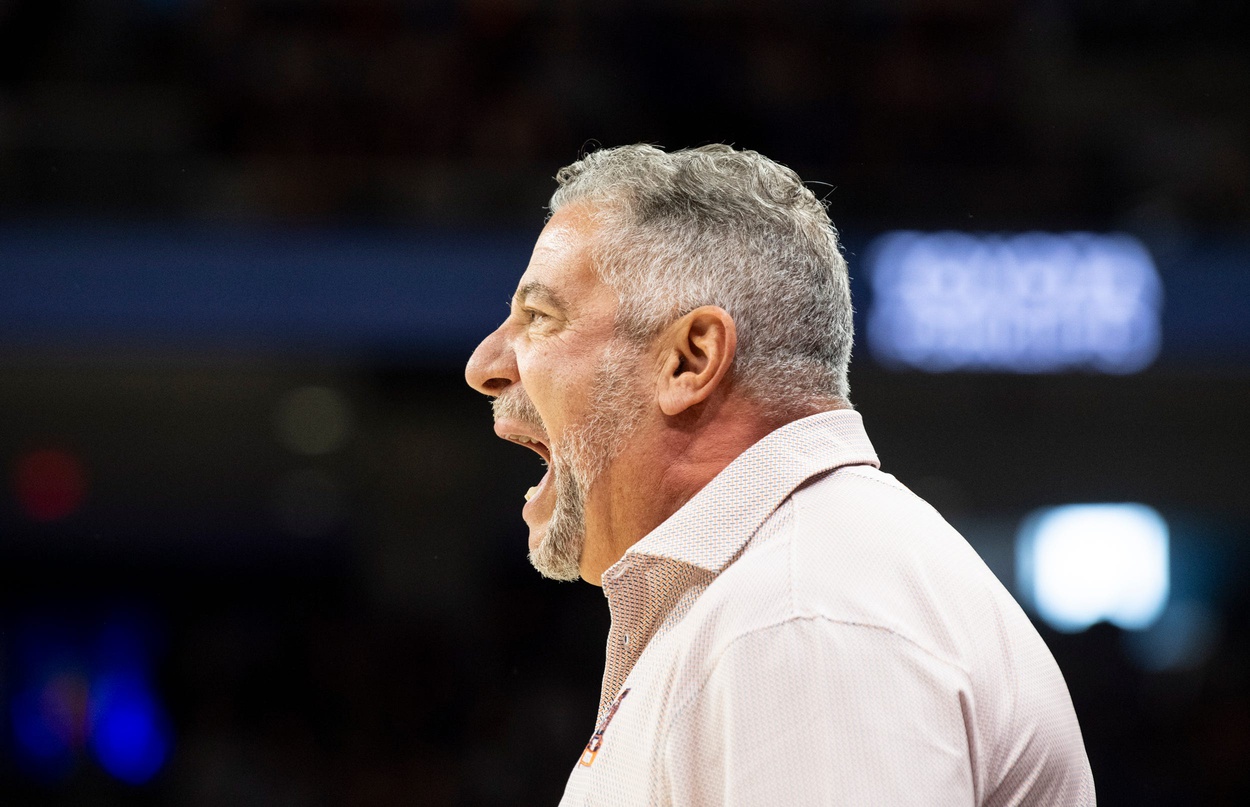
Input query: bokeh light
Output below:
<box><xmin>10</xmin><ymin>671</ymin><xmax>90</xmax><ymax>781</ymax></box>
<box><xmin>12</xmin><ymin>448</ymin><xmax>88</xmax><ymax>522</ymax></box>
<box><xmin>90</xmin><ymin>673</ymin><xmax>173</xmax><ymax>786</ymax></box>
<box><xmin>1017</xmin><ymin>503</ymin><xmax>1170</xmax><ymax>633</ymax></box>
<box><xmin>7</xmin><ymin>612</ymin><xmax>172</xmax><ymax>786</ymax></box>
<box><xmin>274</xmin><ymin>386</ymin><xmax>354</xmax><ymax>456</ymax></box>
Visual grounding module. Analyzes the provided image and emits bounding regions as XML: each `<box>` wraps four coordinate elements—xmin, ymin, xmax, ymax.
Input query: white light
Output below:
<box><xmin>866</xmin><ymin>232</ymin><xmax>1162</xmax><ymax>373</ymax></box>
<box><xmin>1016</xmin><ymin>504</ymin><xmax>1169</xmax><ymax>632</ymax></box>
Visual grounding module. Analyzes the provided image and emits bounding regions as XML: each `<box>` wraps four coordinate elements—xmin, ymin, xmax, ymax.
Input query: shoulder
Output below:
<box><xmin>790</xmin><ymin>466</ymin><xmax>1015</xmax><ymax>639</ymax></box>
<box><xmin>649</xmin><ymin>465</ymin><xmax>1094</xmax><ymax>804</ymax></box>
<box><xmin>677</xmin><ymin>463</ymin><xmax>1027</xmax><ymax>677</ymax></box>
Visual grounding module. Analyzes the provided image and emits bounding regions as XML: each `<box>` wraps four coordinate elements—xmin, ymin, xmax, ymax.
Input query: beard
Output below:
<box><xmin>492</xmin><ymin>341</ymin><xmax>648</xmax><ymax>581</ymax></box>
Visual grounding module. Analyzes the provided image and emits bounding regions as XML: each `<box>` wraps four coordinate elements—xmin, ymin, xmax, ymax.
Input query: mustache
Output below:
<box><xmin>492</xmin><ymin>387</ymin><xmax>543</xmax><ymax>429</ymax></box>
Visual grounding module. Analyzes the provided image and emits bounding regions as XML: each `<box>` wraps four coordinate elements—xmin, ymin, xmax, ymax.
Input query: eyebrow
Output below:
<box><xmin>514</xmin><ymin>281</ymin><xmax>570</xmax><ymax>314</ymax></box>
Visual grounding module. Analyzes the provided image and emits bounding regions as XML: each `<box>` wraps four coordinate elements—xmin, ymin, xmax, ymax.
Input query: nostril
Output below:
<box><xmin>483</xmin><ymin>377</ymin><xmax>512</xmax><ymax>395</ymax></box>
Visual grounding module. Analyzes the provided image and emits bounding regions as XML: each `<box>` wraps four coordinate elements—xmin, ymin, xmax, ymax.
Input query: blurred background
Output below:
<box><xmin>1</xmin><ymin>0</ymin><xmax>1248</xmax><ymax>804</ymax></box>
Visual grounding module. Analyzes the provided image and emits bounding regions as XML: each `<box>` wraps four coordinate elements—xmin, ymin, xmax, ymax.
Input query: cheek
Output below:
<box><xmin>514</xmin><ymin>353</ymin><xmax>561</xmax><ymax>419</ymax></box>
<box><xmin>519</xmin><ymin>357</ymin><xmax>594</xmax><ymax>436</ymax></box>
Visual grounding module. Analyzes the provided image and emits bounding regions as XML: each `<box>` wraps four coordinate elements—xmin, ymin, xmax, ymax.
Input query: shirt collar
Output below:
<box><xmin>602</xmin><ymin>409</ymin><xmax>880</xmax><ymax>582</ymax></box>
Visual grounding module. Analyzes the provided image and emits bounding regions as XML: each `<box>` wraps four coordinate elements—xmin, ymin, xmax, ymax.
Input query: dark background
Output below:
<box><xmin>1</xmin><ymin>1</ymin><xmax>1248</xmax><ymax>804</ymax></box>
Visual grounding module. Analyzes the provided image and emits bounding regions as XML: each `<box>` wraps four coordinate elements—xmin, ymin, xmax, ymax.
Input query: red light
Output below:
<box><xmin>13</xmin><ymin>448</ymin><xmax>88</xmax><ymax>522</ymax></box>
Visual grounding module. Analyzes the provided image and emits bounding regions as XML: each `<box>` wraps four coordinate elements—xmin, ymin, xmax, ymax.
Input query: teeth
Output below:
<box><xmin>525</xmin><ymin>486</ymin><xmax>539</xmax><ymax>502</ymax></box>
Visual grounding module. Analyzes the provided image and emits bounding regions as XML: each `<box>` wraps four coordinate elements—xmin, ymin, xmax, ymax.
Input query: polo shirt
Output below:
<box><xmin>558</xmin><ymin>410</ymin><xmax>1095</xmax><ymax>806</ymax></box>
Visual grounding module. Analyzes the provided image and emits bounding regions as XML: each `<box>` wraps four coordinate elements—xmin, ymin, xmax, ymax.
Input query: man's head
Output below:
<box><xmin>551</xmin><ymin>143</ymin><xmax>854</xmax><ymax>412</ymax></box>
<box><xmin>466</xmin><ymin>144</ymin><xmax>853</xmax><ymax>583</ymax></box>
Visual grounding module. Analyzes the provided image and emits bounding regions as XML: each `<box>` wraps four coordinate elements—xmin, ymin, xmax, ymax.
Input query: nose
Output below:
<box><xmin>465</xmin><ymin>323</ymin><xmax>518</xmax><ymax>397</ymax></box>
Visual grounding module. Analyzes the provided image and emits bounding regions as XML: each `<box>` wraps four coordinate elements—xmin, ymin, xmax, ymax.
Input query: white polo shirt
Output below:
<box><xmin>558</xmin><ymin>410</ymin><xmax>1095</xmax><ymax>806</ymax></box>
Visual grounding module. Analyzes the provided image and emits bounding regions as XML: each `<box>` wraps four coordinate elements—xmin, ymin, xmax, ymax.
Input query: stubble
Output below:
<box><xmin>493</xmin><ymin>341</ymin><xmax>648</xmax><ymax>581</ymax></box>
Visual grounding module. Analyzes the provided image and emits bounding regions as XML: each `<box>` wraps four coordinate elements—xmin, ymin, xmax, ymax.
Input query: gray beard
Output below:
<box><xmin>530</xmin><ymin>453</ymin><xmax>587</xmax><ymax>581</ymax></box>
<box><xmin>527</xmin><ymin>341</ymin><xmax>648</xmax><ymax>581</ymax></box>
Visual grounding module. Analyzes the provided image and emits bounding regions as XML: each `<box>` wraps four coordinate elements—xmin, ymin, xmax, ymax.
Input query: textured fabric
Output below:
<box><xmin>559</xmin><ymin>410</ymin><xmax>1095</xmax><ymax>806</ymax></box>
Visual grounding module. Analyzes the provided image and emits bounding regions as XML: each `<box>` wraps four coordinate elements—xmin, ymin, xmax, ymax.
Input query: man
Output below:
<box><xmin>466</xmin><ymin>144</ymin><xmax>1095</xmax><ymax>805</ymax></box>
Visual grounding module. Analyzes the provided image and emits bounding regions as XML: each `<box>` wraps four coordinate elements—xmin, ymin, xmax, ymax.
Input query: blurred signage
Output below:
<box><xmin>865</xmin><ymin>231</ymin><xmax>1163</xmax><ymax>373</ymax></box>
<box><xmin>7</xmin><ymin>225</ymin><xmax>1250</xmax><ymax>369</ymax></box>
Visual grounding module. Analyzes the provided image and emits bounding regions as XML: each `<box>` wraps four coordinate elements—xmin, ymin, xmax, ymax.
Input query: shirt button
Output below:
<box><xmin>622</xmin><ymin>632</ymin><xmax>630</xmax><ymax>646</ymax></box>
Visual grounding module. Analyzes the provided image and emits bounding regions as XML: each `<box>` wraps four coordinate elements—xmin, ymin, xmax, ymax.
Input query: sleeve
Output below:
<box><xmin>662</xmin><ymin>617</ymin><xmax>979</xmax><ymax>807</ymax></box>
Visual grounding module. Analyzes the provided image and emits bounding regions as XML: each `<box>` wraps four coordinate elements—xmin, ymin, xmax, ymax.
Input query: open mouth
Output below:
<box><xmin>501</xmin><ymin>430</ymin><xmax>552</xmax><ymax>510</ymax></box>
<box><xmin>503</xmin><ymin>432</ymin><xmax>550</xmax><ymax>464</ymax></box>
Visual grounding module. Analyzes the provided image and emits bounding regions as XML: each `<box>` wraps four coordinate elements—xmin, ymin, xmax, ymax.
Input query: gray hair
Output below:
<box><xmin>548</xmin><ymin>144</ymin><xmax>853</xmax><ymax>413</ymax></box>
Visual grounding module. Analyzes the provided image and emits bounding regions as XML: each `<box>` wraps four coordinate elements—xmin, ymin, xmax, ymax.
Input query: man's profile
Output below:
<box><xmin>466</xmin><ymin>144</ymin><xmax>1095</xmax><ymax>805</ymax></box>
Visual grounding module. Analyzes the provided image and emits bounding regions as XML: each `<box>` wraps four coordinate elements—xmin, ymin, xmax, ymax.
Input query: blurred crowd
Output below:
<box><xmin>0</xmin><ymin>0</ymin><xmax>1246</xmax><ymax>227</ymax></box>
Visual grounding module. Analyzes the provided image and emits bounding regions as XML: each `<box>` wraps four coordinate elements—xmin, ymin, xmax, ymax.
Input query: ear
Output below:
<box><xmin>656</xmin><ymin>306</ymin><xmax>737</xmax><ymax>416</ymax></box>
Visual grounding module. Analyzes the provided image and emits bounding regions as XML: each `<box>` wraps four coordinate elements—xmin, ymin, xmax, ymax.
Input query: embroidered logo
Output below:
<box><xmin>579</xmin><ymin>688</ymin><xmax>630</xmax><ymax>767</ymax></box>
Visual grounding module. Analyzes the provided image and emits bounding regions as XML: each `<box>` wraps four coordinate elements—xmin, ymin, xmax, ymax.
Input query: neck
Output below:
<box><xmin>578</xmin><ymin>396</ymin><xmax>844</xmax><ymax>585</ymax></box>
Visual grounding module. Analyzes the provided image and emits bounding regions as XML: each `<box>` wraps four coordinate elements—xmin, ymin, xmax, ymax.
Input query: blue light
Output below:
<box><xmin>11</xmin><ymin>684</ymin><xmax>76</xmax><ymax>779</ymax></box>
<box><xmin>866</xmin><ymin>231</ymin><xmax>1163</xmax><ymax>373</ymax></box>
<box><xmin>7</xmin><ymin>611</ymin><xmax>173</xmax><ymax>786</ymax></box>
<box><xmin>1017</xmin><ymin>504</ymin><xmax>1170</xmax><ymax>632</ymax></box>
<box><xmin>8</xmin><ymin>627</ymin><xmax>89</xmax><ymax>782</ymax></box>
<box><xmin>89</xmin><ymin>673</ymin><xmax>172</xmax><ymax>785</ymax></box>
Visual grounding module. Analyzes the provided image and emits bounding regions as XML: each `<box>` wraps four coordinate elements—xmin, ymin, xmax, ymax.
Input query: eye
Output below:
<box><xmin>522</xmin><ymin>307</ymin><xmax>550</xmax><ymax>323</ymax></box>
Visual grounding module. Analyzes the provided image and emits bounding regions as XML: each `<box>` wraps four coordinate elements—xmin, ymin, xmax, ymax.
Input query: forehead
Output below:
<box><xmin>514</xmin><ymin>205</ymin><xmax>610</xmax><ymax>309</ymax></box>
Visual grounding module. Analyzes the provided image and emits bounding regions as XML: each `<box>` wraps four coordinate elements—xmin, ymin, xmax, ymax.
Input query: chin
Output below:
<box><xmin>523</xmin><ymin>507</ymin><xmax>553</xmax><ymax>547</ymax></box>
